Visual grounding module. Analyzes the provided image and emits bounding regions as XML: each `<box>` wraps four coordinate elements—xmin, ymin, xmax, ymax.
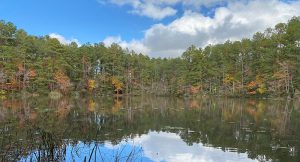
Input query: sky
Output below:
<box><xmin>1</xmin><ymin>0</ymin><xmax>300</xmax><ymax>57</ymax></box>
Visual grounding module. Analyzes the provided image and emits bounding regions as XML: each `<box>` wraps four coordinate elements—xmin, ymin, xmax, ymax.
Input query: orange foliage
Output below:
<box><xmin>190</xmin><ymin>86</ymin><xmax>200</xmax><ymax>95</ymax></box>
<box><xmin>28</xmin><ymin>69</ymin><xmax>37</xmax><ymax>78</ymax></box>
<box><xmin>54</xmin><ymin>70</ymin><xmax>72</xmax><ymax>94</ymax></box>
<box><xmin>247</xmin><ymin>81</ymin><xmax>258</xmax><ymax>95</ymax></box>
<box><xmin>1</xmin><ymin>78</ymin><xmax>19</xmax><ymax>90</ymax></box>
<box><xmin>246</xmin><ymin>75</ymin><xmax>267</xmax><ymax>95</ymax></box>
<box><xmin>247</xmin><ymin>81</ymin><xmax>257</xmax><ymax>88</ymax></box>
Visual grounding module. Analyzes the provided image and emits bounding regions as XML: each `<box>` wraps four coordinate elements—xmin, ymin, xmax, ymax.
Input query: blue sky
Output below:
<box><xmin>0</xmin><ymin>0</ymin><xmax>152</xmax><ymax>42</ymax></box>
<box><xmin>1</xmin><ymin>0</ymin><xmax>300</xmax><ymax>57</ymax></box>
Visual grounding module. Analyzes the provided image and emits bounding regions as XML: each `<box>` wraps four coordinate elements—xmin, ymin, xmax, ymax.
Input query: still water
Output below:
<box><xmin>0</xmin><ymin>96</ymin><xmax>299</xmax><ymax>162</ymax></box>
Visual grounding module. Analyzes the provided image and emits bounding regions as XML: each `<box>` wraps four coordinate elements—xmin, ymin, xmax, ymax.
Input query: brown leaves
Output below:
<box><xmin>54</xmin><ymin>70</ymin><xmax>71</xmax><ymax>94</ymax></box>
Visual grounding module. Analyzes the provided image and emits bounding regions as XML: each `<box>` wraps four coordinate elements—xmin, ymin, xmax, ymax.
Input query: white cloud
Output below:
<box><xmin>130</xmin><ymin>3</ymin><xmax>177</xmax><ymax>20</ymax></box>
<box><xmin>103</xmin><ymin>36</ymin><xmax>150</xmax><ymax>54</ymax></box>
<box><xmin>100</xmin><ymin>0</ymin><xmax>226</xmax><ymax>20</ymax></box>
<box><xmin>101</xmin><ymin>0</ymin><xmax>300</xmax><ymax>58</ymax></box>
<box><xmin>110</xmin><ymin>0</ymin><xmax>178</xmax><ymax>20</ymax></box>
<box><xmin>49</xmin><ymin>33</ymin><xmax>81</xmax><ymax>46</ymax></box>
<box><xmin>182</xmin><ymin>0</ymin><xmax>226</xmax><ymax>8</ymax></box>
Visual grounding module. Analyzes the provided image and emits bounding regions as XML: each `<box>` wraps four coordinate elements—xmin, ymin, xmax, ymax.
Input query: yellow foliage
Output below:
<box><xmin>255</xmin><ymin>75</ymin><xmax>264</xmax><ymax>84</ymax></box>
<box><xmin>111</xmin><ymin>76</ymin><xmax>123</xmax><ymax>90</ymax></box>
<box><xmin>0</xmin><ymin>90</ymin><xmax>6</xmax><ymax>95</ymax></box>
<box><xmin>88</xmin><ymin>79</ymin><xmax>96</xmax><ymax>91</ymax></box>
<box><xmin>0</xmin><ymin>90</ymin><xmax>6</xmax><ymax>99</ymax></box>
<box><xmin>257</xmin><ymin>84</ymin><xmax>267</xmax><ymax>94</ymax></box>
<box><xmin>224</xmin><ymin>74</ymin><xmax>235</xmax><ymax>84</ymax></box>
<box><xmin>0</xmin><ymin>96</ymin><xmax>6</xmax><ymax>100</ymax></box>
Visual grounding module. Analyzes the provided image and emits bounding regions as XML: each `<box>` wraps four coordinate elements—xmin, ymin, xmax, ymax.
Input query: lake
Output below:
<box><xmin>0</xmin><ymin>96</ymin><xmax>299</xmax><ymax>162</ymax></box>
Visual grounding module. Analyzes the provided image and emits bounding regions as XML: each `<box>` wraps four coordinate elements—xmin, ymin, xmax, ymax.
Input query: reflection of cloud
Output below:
<box><xmin>63</xmin><ymin>132</ymin><xmax>257</xmax><ymax>162</ymax></box>
<box><xmin>129</xmin><ymin>131</ymin><xmax>257</xmax><ymax>162</ymax></box>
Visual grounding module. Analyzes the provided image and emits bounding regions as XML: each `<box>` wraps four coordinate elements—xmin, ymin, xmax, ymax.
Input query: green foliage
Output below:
<box><xmin>0</xmin><ymin>17</ymin><xmax>300</xmax><ymax>97</ymax></box>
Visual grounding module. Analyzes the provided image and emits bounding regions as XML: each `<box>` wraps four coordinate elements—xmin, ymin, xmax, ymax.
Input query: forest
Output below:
<box><xmin>0</xmin><ymin>17</ymin><xmax>300</xmax><ymax>98</ymax></box>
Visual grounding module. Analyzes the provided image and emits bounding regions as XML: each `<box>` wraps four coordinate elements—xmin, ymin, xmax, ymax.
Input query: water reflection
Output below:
<box><xmin>0</xmin><ymin>96</ymin><xmax>299</xmax><ymax>161</ymax></box>
<box><xmin>21</xmin><ymin>141</ymin><xmax>148</xmax><ymax>162</ymax></box>
<box><xmin>129</xmin><ymin>131</ymin><xmax>256</xmax><ymax>162</ymax></box>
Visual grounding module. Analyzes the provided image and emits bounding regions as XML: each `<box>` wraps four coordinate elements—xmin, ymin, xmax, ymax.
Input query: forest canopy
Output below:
<box><xmin>0</xmin><ymin>17</ymin><xmax>300</xmax><ymax>97</ymax></box>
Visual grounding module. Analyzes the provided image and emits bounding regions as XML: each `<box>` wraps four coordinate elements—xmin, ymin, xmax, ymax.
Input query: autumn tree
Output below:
<box><xmin>54</xmin><ymin>70</ymin><xmax>72</xmax><ymax>94</ymax></box>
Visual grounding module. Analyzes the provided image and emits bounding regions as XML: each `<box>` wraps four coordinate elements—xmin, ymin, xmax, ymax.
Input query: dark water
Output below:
<box><xmin>0</xmin><ymin>96</ymin><xmax>299</xmax><ymax>162</ymax></box>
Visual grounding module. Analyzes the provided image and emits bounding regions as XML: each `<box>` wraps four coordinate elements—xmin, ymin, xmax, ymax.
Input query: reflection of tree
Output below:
<box><xmin>245</xmin><ymin>100</ymin><xmax>266</xmax><ymax>123</ymax></box>
<box><xmin>0</xmin><ymin>96</ymin><xmax>299</xmax><ymax>161</ymax></box>
<box><xmin>55</xmin><ymin>98</ymin><xmax>72</xmax><ymax>119</ymax></box>
<box><xmin>270</xmin><ymin>100</ymin><xmax>293</xmax><ymax>136</ymax></box>
<box><xmin>112</xmin><ymin>98</ymin><xmax>122</xmax><ymax>114</ymax></box>
<box><xmin>87</xmin><ymin>99</ymin><xmax>96</xmax><ymax>112</ymax></box>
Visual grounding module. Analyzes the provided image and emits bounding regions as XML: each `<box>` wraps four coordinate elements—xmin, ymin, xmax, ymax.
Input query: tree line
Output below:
<box><xmin>0</xmin><ymin>17</ymin><xmax>300</xmax><ymax>97</ymax></box>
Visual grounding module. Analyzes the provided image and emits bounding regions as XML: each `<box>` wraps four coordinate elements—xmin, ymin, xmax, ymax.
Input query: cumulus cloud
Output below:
<box><xmin>49</xmin><ymin>33</ymin><xmax>81</xmax><ymax>46</ymax></box>
<box><xmin>129</xmin><ymin>3</ymin><xmax>177</xmax><ymax>20</ymax></box>
<box><xmin>103</xmin><ymin>36</ymin><xmax>150</xmax><ymax>54</ymax></box>
<box><xmin>102</xmin><ymin>0</ymin><xmax>300</xmax><ymax>58</ymax></box>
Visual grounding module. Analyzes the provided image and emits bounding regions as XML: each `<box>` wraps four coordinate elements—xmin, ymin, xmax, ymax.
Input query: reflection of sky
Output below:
<box><xmin>65</xmin><ymin>142</ymin><xmax>152</xmax><ymax>162</ymax></box>
<box><xmin>22</xmin><ymin>131</ymin><xmax>257</xmax><ymax>162</ymax></box>
<box><xmin>130</xmin><ymin>131</ymin><xmax>257</xmax><ymax>162</ymax></box>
